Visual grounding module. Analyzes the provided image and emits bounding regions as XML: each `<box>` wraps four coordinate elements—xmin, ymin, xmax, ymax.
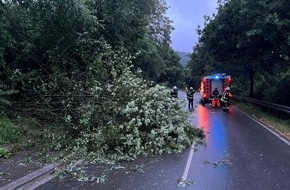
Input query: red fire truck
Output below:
<box><xmin>200</xmin><ymin>73</ymin><xmax>232</xmax><ymax>106</ymax></box>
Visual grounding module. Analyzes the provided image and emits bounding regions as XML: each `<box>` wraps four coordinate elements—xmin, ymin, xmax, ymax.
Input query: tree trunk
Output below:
<box><xmin>248</xmin><ymin>67</ymin><xmax>255</xmax><ymax>98</ymax></box>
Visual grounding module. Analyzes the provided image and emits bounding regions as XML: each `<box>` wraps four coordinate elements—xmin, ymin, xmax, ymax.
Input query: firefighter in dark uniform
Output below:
<box><xmin>221</xmin><ymin>87</ymin><xmax>232</xmax><ymax>110</ymax></box>
<box><xmin>187</xmin><ymin>87</ymin><xmax>195</xmax><ymax>109</ymax></box>
<box><xmin>171</xmin><ymin>86</ymin><xmax>178</xmax><ymax>98</ymax></box>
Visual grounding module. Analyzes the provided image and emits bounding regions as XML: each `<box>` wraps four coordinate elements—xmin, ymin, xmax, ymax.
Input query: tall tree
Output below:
<box><xmin>188</xmin><ymin>0</ymin><xmax>290</xmax><ymax>100</ymax></box>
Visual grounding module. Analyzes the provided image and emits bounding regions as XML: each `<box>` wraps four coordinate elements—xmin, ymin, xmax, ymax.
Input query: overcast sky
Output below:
<box><xmin>165</xmin><ymin>0</ymin><xmax>218</xmax><ymax>53</ymax></box>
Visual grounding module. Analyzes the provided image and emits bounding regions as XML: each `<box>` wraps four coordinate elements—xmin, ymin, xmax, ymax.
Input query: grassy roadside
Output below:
<box><xmin>232</xmin><ymin>101</ymin><xmax>290</xmax><ymax>141</ymax></box>
<box><xmin>0</xmin><ymin>113</ymin><xmax>39</xmax><ymax>158</ymax></box>
<box><xmin>0</xmin><ymin>114</ymin><xmax>21</xmax><ymax>158</ymax></box>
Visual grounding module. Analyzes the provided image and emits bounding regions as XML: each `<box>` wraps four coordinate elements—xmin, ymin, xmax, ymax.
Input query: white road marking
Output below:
<box><xmin>181</xmin><ymin>142</ymin><xmax>196</xmax><ymax>181</ymax></box>
<box><xmin>233</xmin><ymin>107</ymin><xmax>290</xmax><ymax>146</ymax></box>
<box><xmin>0</xmin><ymin>163</ymin><xmax>61</xmax><ymax>190</ymax></box>
<box><xmin>1</xmin><ymin>159</ymin><xmax>84</xmax><ymax>190</ymax></box>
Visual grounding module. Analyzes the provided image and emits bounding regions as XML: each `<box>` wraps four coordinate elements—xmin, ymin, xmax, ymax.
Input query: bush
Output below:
<box><xmin>0</xmin><ymin>114</ymin><xmax>22</xmax><ymax>145</ymax></box>
<box><xmin>0</xmin><ymin>114</ymin><xmax>26</xmax><ymax>158</ymax></box>
<box><xmin>267</xmin><ymin>70</ymin><xmax>290</xmax><ymax>106</ymax></box>
<box><xmin>0</xmin><ymin>147</ymin><xmax>11</xmax><ymax>158</ymax></box>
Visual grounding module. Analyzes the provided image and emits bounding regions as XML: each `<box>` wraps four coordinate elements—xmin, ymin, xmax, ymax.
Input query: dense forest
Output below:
<box><xmin>0</xmin><ymin>0</ymin><xmax>204</xmax><ymax>164</ymax></box>
<box><xmin>187</xmin><ymin>0</ymin><xmax>290</xmax><ymax>106</ymax></box>
<box><xmin>0</xmin><ymin>0</ymin><xmax>184</xmax><ymax>98</ymax></box>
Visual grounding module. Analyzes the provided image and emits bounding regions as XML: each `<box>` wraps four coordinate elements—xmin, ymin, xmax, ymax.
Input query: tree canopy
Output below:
<box><xmin>187</xmin><ymin>0</ymin><xmax>290</xmax><ymax>105</ymax></box>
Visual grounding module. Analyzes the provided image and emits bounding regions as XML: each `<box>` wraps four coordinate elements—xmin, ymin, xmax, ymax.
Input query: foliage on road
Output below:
<box><xmin>33</xmin><ymin>63</ymin><xmax>204</xmax><ymax>182</ymax></box>
<box><xmin>39</xmin><ymin>62</ymin><xmax>204</xmax><ymax>159</ymax></box>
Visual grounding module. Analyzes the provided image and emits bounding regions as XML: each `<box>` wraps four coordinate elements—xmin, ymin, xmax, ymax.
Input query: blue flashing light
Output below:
<box><xmin>215</xmin><ymin>75</ymin><xmax>219</xmax><ymax>79</ymax></box>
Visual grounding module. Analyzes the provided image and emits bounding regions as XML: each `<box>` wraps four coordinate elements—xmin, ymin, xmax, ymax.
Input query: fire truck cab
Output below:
<box><xmin>200</xmin><ymin>73</ymin><xmax>232</xmax><ymax>106</ymax></box>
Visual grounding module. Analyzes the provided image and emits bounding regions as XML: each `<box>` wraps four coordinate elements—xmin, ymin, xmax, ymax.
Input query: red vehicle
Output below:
<box><xmin>200</xmin><ymin>73</ymin><xmax>232</xmax><ymax>106</ymax></box>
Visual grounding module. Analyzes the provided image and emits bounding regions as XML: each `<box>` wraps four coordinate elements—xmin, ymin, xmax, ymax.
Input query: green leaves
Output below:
<box><xmin>0</xmin><ymin>89</ymin><xmax>17</xmax><ymax>107</ymax></box>
<box><xmin>189</xmin><ymin>0</ymin><xmax>290</xmax><ymax>100</ymax></box>
<box><xmin>0</xmin><ymin>1</ymin><xmax>205</xmax><ymax>175</ymax></box>
<box><xmin>0</xmin><ymin>147</ymin><xmax>11</xmax><ymax>158</ymax></box>
<box><xmin>39</xmin><ymin>59</ymin><xmax>204</xmax><ymax>162</ymax></box>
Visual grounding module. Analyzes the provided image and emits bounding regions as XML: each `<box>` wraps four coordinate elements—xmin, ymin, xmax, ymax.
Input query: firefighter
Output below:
<box><xmin>187</xmin><ymin>87</ymin><xmax>195</xmax><ymax>109</ymax></box>
<box><xmin>221</xmin><ymin>87</ymin><xmax>232</xmax><ymax>110</ymax></box>
<box><xmin>171</xmin><ymin>86</ymin><xmax>178</xmax><ymax>98</ymax></box>
<box><xmin>211</xmin><ymin>87</ymin><xmax>220</xmax><ymax>108</ymax></box>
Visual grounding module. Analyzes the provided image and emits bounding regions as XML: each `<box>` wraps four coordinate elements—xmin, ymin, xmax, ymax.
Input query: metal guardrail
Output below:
<box><xmin>234</xmin><ymin>95</ymin><xmax>290</xmax><ymax>114</ymax></box>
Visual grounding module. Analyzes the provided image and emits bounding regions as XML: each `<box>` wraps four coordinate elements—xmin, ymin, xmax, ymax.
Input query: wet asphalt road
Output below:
<box><xmin>37</xmin><ymin>91</ymin><xmax>290</xmax><ymax>190</ymax></box>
